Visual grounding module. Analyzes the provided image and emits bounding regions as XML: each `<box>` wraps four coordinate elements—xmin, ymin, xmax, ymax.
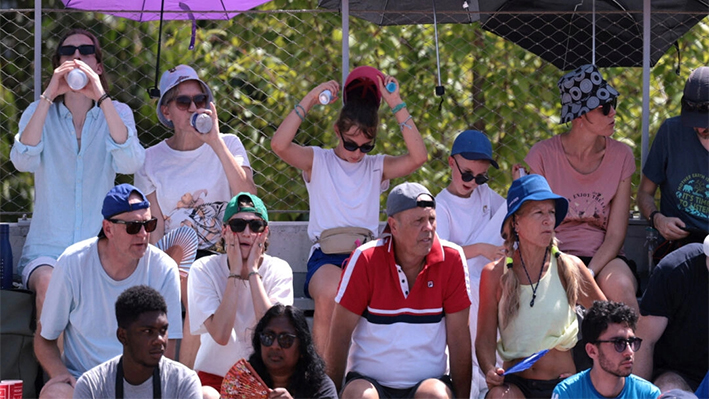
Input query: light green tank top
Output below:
<box><xmin>497</xmin><ymin>256</ymin><xmax>578</xmax><ymax>362</ymax></box>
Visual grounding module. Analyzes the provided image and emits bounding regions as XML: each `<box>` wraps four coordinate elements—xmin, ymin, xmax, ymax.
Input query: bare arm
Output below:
<box><xmin>166</xmin><ymin>339</ymin><xmax>177</xmax><ymax>360</ymax></box>
<box><xmin>476</xmin><ymin>260</ymin><xmax>505</xmax><ymax>389</ymax></box>
<box><xmin>588</xmin><ymin>177</ymin><xmax>631</xmax><ymax>276</ymax></box>
<box><xmin>244</xmin><ymin>229</ymin><xmax>272</xmax><ymax>322</ymax></box>
<box><xmin>634</xmin><ymin>315</ymin><xmax>667</xmax><ymax>381</ymax></box>
<box><xmin>325</xmin><ymin>304</ymin><xmax>360</xmax><ymax>392</ymax></box>
<box><xmin>637</xmin><ymin>175</ymin><xmax>688</xmax><ymax>241</ymax></box>
<box><xmin>35</xmin><ymin>333</ymin><xmax>75</xmax><ymax>385</ymax></box>
<box><xmin>571</xmin><ymin>256</ymin><xmax>607</xmax><ymax>308</ymax></box>
<box><xmin>271</xmin><ymin>82</ymin><xmax>339</xmax><ymax>175</ymax></box>
<box><xmin>446</xmin><ymin>308</ymin><xmax>472</xmax><ymax>399</ymax></box>
<box><xmin>147</xmin><ymin>192</ymin><xmax>165</xmax><ymax>245</ymax></box>
<box><xmin>380</xmin><ymin>76</ymin><xmax>428</xmax><ymax>181</ymax></box>
<box><xmin>462</xmin><ymin>243</ymin><xmax>505</xmax><ymax>262</ymax></box>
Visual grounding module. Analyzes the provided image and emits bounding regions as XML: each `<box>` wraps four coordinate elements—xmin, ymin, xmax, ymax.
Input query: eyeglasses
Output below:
<box><xmin>453</xmin><ymin>157</ymin><xmax>489</xmax><ymax>185</ymax></box>
<box><xmin>58</xmin><ymin>45</ymin><xmax>96</xmax><ymax>56</ymax></box>
<box><xmin>259</xmin><ymin>332</ymin><xmax>297</xmax><ymax>349</ymax></box>
<box><xmin>108</xmin><ymin>217</ymin><xmax>158</xmax><ymax>234</ymax></box>
<box><xmin>172</xmin><ymin>94</ymin><xmax>208</xmax><ymax>111</ymax></box>
<box><xmin>595</xmin><ymin>337</ymin><xmax>642</xmax><ymax>353</ymax></box>
<box><xmin>682</xmin><ymin>98</ymin><xmax>709</xmax><ymax>113</ymax></box>
<box><xmin>340</xmin><ymin>132</ymin><xmax>375</xmax><ymax>153</ymax></box>
<box><xmin>228</xmin><ymin>218</ymin><xmax>267</xmax><ymax>233</ymax></box>
<box><xmin>600</xmin><ymin>98</ymin><xmax>618</xmax><ymax>116</ymax></box>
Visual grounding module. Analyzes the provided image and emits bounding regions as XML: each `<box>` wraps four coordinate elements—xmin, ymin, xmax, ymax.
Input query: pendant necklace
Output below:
<box><xmin>518</xmin><ymin>247</ymin><xmax>548</xmax><ymax>307</ymax></box>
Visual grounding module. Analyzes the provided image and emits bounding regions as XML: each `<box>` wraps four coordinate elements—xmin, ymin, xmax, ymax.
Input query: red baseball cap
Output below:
<box><xmin>344</xmin><ymin>66</ymin><xmax>385</xmax><ymax>107</ymax></box>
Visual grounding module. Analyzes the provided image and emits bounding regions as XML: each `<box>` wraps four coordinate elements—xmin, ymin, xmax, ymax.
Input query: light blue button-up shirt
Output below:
<box><xmin>10</xmin><ymin>99</ymin><xmax>145</xmax><ymax>277</ymax></box>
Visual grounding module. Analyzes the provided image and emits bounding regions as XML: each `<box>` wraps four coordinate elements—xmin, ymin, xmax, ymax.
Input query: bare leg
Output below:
<box><xmin>178</xmin><ymin>272</ymin><xmax>200</xmax><ymax>368</ymax></box>
<box><xmin>485</xmin><ymin>383</ymin><xmax>525</xmax><ymax>399</ymax></box>
<box><xmin>596</xmin><ymin>258</ymin><xmax>640</xmax><ymax>314</ymax></box>
<box><xmin>341</xmin><ymin>378</ymin><xmax>380</xmax><ymax>399</ymax></box>
<box><xmin>414</xmin><ymin>378</ymin><xmax>454</xmax><ymax>399</ymax></box>
<box><xmin>308</xmin><ymin>264</ymin><xmax>342</xmax><ymax>357</ymax></box>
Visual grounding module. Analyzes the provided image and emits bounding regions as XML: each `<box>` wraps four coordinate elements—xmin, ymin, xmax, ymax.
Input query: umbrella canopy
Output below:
<box><xmin>317</xmin><ymin>0</ymin><xmax>478</xmax><ymax>25</ymax></box>
<box><xmin>62</xmin><ymin>0</ymin><xmax>272</xmax><ymax>96</ymax></box>
<box><xmin>478</xmin><ymin>0</ymin><xmax>709</xmax><ymax>70</ymax></box>
<box><xmin>61</xmin><ymin>0</ymin><xmax>272</xmax><ymax>21</ymax></box>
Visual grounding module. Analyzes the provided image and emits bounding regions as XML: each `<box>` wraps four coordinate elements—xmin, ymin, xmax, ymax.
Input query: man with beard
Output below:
<box><xmin>326</xmin><ymin>182</ymin><xmax>472</xmax><ymax>399</ymax></box>
<box><xmin>552</xmin><ymin>301</ymin><xmax>660</xmax><ymax>399</ymax></box>
<box><xmin>74</xmin><ymin>285</ymin><xmax>201</xmax><ymax>398</ymax></box>
<box><xmin>35</xmin><ymin>184</ymin><xmax>182</xmax><ymax>398</ymax></box>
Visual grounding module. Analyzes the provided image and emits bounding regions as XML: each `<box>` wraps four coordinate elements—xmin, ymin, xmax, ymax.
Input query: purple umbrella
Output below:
<box><xmin>62</xmin><ymin>0</ymin><xmax>272</xmax><ymax>96</ymax></box>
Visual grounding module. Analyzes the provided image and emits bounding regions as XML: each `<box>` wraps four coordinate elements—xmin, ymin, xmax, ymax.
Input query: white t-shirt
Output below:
<box><xmin>40</xmin><ymin>238</ymin><xmax>182</xmax><ymax>378</ymax></box>
<box><xmin>305</xmin><ymin>147</ymin><xmax>389</xmax><ymax>243</ymax></box>
<box><xmin>73</xmin><ymin>355</ymin><xmax>202</xmax><ymax>399</ymax></box>
<box><xmin>135</xmin><ymin>134</ymin><xmax>251</xmax><ymax>250</ymax></box>
<box><xmin>187</xmin><ymin>253</ymin><xmax>294</xmax><ymax>377</ymax></box>
<box><xmin>435</xmin><ymin>185</ymin><xmax>506</xmax><ymax>278</ymax></box>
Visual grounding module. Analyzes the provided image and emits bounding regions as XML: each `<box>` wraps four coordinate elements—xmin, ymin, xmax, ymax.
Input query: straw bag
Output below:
<box><xmin>317</xmin><ymin>227</ymin><xmax>374</xmax><ymax>255</ymax></box>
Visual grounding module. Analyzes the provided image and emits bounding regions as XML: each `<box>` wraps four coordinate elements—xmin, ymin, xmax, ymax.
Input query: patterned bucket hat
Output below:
<box><xmin>558</xmin><ymin>64</ymin><xmax>619</xmax><ymax>124</ymax></box>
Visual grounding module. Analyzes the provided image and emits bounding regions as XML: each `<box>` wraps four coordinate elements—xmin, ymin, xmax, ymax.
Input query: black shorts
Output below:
<box><xmin>344</xmin><ymin>371</ymin><xmax>453</xmax><ymax>399</ymax></box>
<box><xmin>499</xmin><ymin>374</ymin><xmax>564</xmax><ymax>399</ymax></box>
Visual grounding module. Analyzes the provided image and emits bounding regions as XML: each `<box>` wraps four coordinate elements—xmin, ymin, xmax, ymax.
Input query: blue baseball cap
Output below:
<box><xmin>502</xmin><ymin>175</ymin><xmax>568</xmax><ymax>233</ymax></box>
<box><xmin>102</xmin><ymin>184</ymin><xmax>150</xmax><ymax>220</ymax></box>
<box><xmin>451</xmin><ymin>130</ymin><xmax>499</xmax><ymax>169</ymax></box>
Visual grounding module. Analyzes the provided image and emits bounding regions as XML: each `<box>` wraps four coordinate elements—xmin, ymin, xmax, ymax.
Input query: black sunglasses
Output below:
<box><xmin>259</xmin><ymin>332</ymin><xmax>297</xmax><ymax>349</ymax></box>
<box><xmin>682</xmin><ymin>97</ymin><xmax>709</xmax><ymax>113</ymax></box>
<box><xmin>453</xmin><ymin>157</ymin><xmax>489</xmax><ymax>185</ymax></box>
<box><xmin>58</xmin><ymin>45</ymin><xmax>96</xmax><ymax>56</ymax></box>
<box><xmin>595</xmin><ymin>337</ymin><xmax>642</xmax><ymax>353</ymax></box>
<box><xmin>600</xmin><ymin>97</ymin><xmax>618</xmax><ymax>116</ymax></box>
<box><xmin>172</xmin><ymin>94</ymin><xmax>208</xmax><ymax>111</ymax></box>
<box><xmin>228</xmin><ymin>218</ymin><xmax>267</xmax><ymax>233</ymax></box>
<box><xmin>108</xmin><ymin>217</ymin><xmax>158</xmax><ymax>234</ymax></box>
<box><xmin>340</xmin><ymin>132</ymin><xmax>375</xmax><ymax>153</ymax></box>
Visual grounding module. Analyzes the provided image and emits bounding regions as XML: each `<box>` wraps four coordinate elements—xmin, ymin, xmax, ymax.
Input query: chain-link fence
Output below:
<box><xmin>2</xmin><ymin>2</ymin><xmax>708</xmax><ymax>222</ymax></box>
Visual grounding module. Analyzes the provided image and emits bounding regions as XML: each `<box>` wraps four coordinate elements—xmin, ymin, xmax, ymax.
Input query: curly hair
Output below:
<box><xmin>52</xmin><ymin>28</ymin><xmax>110</xmax><ymax>101</ymax></box>
<box><xmin>248</xmin><ymin>304</ymin><xmax>327</xmax><ymax>398</ymax></box>
<box><xmin>582</xmin><ymin>300</ymin><xmax>638</xmax><ymax>344</ymax></box>
<box><xmin>498</xmin><ymin>203</ymin><xmax>583</xmax><ymax>329</ymax></box>
<box><xmin>115</xmin><ymin>285</ymin><xmax>167</xmax><ymax>329</ymax></box>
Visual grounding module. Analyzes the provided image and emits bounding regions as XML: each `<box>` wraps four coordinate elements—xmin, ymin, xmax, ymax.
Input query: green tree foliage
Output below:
<box><xmin>2</xmin><ymin>1</ymin><xmax>707</xmax><ymax>221</ymax></box>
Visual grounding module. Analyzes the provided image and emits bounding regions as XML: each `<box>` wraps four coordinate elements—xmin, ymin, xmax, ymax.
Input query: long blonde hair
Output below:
<box><xmin>499</xmin><ymin>204</ymin><xmax>584</xmax><ymax>329</ymax></box>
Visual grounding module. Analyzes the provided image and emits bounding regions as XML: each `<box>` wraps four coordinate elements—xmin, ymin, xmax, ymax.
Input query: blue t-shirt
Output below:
<box><xmin>553</xmin><ymin>369</ymin><xmax>661</xmax><ymax>399</ymax></box>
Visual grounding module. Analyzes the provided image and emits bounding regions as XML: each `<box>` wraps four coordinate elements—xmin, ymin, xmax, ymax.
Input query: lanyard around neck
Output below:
<box><xmin>115</xmin><ymin>356</ymin><xmax>161</xmax><ymax>399</ymax></box>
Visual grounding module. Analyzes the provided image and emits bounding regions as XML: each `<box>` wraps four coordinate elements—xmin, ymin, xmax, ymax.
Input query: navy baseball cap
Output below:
<box><xmin>502</xmin><ymin>175</ymin><xmax>568</xmax><ymax>232</ymax></box>
<box><xmin>451</xmin><ymin>130</ymin><xmax>499</xmax><ymax>169</ymax></box>
<box><xmin>98</xmin><ymin>184</ymin><xmax>150</xmax><ymax>237</ymax></box>
<box><xmin>681</xmin><ymin>66</ymin><xmax>709</xmax><ymax>128</ymax></box>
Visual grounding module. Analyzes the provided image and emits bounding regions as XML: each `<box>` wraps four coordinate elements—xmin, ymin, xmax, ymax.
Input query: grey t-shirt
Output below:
<box><xmin>73</xmin><ymin>355</ymin><xmax>202</xmax><ymax>399</ymax></box>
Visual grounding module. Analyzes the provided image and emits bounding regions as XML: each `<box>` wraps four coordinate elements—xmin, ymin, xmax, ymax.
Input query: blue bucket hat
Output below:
<box><xmin>451</xmin><ymin>130</ymin><xmax>499</xmax><ymax>169</ymax></box>
<box><xmin>501</xmin><ymin>175</ymin><xmax>568</xmax><ymax>233</ymax></box>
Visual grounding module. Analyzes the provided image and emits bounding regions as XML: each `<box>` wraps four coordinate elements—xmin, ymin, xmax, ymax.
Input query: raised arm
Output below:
<box><xmin>325</xmin><ymin>303</ymin><xmax>360</xmax><ymax>391</ymax></box>
<box><xmin>637</xmin><ymin>175</ymin><xmax>688</xmax><ymax>241</ymax></box>
<box><xmin>271</xmin><ymin>82</ymin><xmax>339</xmax><ymax>175</ymax></box>
<box><xmin>446</xmin><ymin>307</ymin><xmax>472</xmax><ymax>399</ymax></box>
<box><xmin>380</xmin><ymin>76</ymin><xmax>428</xmax><ymax>180</ymax></box>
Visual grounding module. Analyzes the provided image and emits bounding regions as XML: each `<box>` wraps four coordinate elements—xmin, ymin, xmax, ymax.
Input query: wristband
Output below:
<box><xmin>40</xmin><ymin>94</ymin><xmax>53</xmax><ymax>105</ymax></box>
<box><xmin>391</xmin><ymin>102</ymin><xmax>407</xmax><ymax>114</ymax></box>
<box><xmin>97</xmin><ymin>93</ymin><xmax>110</xmax><ymax>107</ymax></box>
<box><xmin>649</xmin><ymin>211</ymin><xmax>661</xmax><ymax>229</ymax></box>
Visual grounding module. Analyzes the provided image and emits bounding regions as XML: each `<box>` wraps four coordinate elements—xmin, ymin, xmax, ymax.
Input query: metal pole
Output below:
<box><xmin>342</xmin><ymin>0</ymin><xmax>349</xmax><ymax>86</ymax></box>
<box><xmin>433</xmin><ymin>0</ymin><xmax>444</xmax><ymax>96</ymax></box>
<box><xmin>592</xmin><ymin>0</ymin><xmax>596</xmax><ymax>65</ymax></box>
<box><xmin>641</xmin><ymin>0</ymin><xmax>651</xmax><ymax>167</ymax></box>
<box><xmin>34</xmin><ymin>0</ymin><xmax>42</xmax><ymax>100</ymax></box>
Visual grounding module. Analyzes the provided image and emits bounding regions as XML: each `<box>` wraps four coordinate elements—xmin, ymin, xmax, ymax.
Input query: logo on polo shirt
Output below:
<box><xmin>428</xmin><ymin>281</ymin><xmax>434</xmax><ymax>288</ymax></box>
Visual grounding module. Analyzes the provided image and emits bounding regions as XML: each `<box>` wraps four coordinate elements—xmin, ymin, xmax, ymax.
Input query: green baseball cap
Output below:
<box><xmin>223</xmin><ymin>192</ymin><xmax>269</xmax><ymax>223</ymax></box>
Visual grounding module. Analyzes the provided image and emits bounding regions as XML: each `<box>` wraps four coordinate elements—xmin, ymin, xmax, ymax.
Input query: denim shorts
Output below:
<box><xmin>303</xmin><ymin>248</ymin><xmax>350</xmax><ymax>298</ymax></box>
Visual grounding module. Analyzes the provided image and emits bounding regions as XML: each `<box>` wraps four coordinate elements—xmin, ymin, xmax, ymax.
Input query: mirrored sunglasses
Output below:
<box><xmin>58</xmin><ymin>45</ymin><xmax>96</xmax><ymax>56</ymax></box>
<box><xmin>173</xmin><ymin>94</ymin><xmax>208</xmax><ymax>111</ymax></box>
<box><xmin>600</xmin><ymin>97</ymin><xmax>618</xmax><ymax>116</ymax></box>
<box><xmin>259</xmin><ymin>332</ymin><xmax>297</xmax><ymax>349</ymax></box>
<box><xmin>596</xmin><ymin>337</ymin><xmax>642</xmax><ymax>353</ymax></box>
<box><xmin>108</xmin><ymin>217</ymin><xmax>158</xmax><ymax>234</ymax></box>
<box><xmin>228</xmin><ymin>218</ymin><xmax>267</xmax><ymax>233</ymax></box>
<box><xmin>453</xmin><ymin>157</ymin><xmax>489</xmax><ymax>185</ymax></box>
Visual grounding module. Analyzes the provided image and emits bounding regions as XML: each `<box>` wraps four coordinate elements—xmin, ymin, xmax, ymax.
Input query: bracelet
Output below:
<box><xmin>40</xmin><ymin>94</ymin><xmax>53</xmax><ymax>105</ymax></box>
<box><xmin>398</xmin><ymin>115</ymin><xmax>413</xmax><ymax>132</ymax></box>
<box><xmin>294</xmin><ymin>104</ymin><xmax>306</xmax><ymax>122</ymax></box>
<box><xmin>247</xmin><ymin>271</ymin><xmax>260</xmax><ymax>279</ymax></box>
<box><xmin>97</xmin><ymin>93</ymin><xmax>110</xmax><ymax>107</ymax></box>
<box><xmin>391</xmin><ymin>102</ymin><xmax>407</xmax><ymax>114</ymax></box>
<box><xmin>228</xmin><ymin>273</ymin><xmax>241</xmax><ymax>279</ymax></box>
<box><xmin>649</xmin><ymin>210</ymin><xmax>661</xmax><ymax>229</ymax></box>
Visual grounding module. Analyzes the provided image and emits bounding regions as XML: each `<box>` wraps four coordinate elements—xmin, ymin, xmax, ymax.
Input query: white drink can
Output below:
<box><xmin>66</xmin><ymin>69</ymin><xmax>88</xmax><ymax>91</ymax></box>
<box><xmin>190</xmin><ymin>112</ymin><xmax>212</xmax><ymax>134</ymax></box>
<box><xmin>319</xmin><ymin>90</ymin><xmax>332</xmax><ymax>105</ymax></box>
